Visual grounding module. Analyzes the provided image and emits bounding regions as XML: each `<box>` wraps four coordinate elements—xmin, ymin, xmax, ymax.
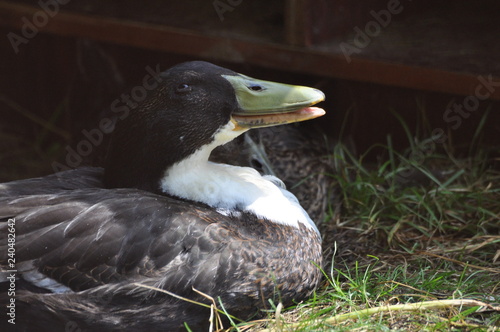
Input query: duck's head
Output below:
<box><xmin>104</xmin><ymin>61</ymin><xmax>325</xmax><ymax>192</ymax></box>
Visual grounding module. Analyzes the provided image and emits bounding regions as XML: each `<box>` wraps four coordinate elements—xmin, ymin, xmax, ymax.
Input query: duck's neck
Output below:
<box><xmin>159</xmin><ymin>141</ymin><xmax>319</xmax><ymax>235</ymax></box>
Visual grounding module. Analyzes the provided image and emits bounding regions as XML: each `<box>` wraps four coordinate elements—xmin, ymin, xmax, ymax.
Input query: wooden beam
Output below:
<box><xmin>284</xmin><ymin>0</ymin><xmax>309</xmax><ymax>46</ymax></box>
<box><xmin>1</xmin><ymin>1</ymin><xmax>499</xmax><ymax>100</ymax></box>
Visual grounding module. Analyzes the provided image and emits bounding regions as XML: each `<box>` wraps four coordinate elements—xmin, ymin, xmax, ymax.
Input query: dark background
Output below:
<box><xmin>1</xmin><ymin>0</ymin><xmax>499</xmax><ymax>181</ymax></box>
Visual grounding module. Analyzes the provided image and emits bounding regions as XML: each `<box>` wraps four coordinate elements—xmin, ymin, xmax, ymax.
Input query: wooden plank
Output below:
<box><xmin>1</xmin><ymin>1</ymin><xmax>499</xmax><ymax>100</ymax></box>
<box><xmin>284</xmin><ymin>0</ymin><xmax>309</xmax><ymax>46</ymax></box>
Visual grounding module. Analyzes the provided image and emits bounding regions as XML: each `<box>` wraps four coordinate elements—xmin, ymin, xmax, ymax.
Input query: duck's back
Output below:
<box><xmin>0</xmin><ymin>168</ymin><xmax>321</xmax><ymax>331</ymax></box>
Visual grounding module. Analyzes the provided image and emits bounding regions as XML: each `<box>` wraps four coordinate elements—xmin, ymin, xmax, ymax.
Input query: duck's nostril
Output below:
<box><xmin>249</xmin><ymin>84</ymin><xmax>264</xmax><ymax>91</ymax></box>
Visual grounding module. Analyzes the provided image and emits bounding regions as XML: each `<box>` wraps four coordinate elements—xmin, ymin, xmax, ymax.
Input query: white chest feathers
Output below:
<box><xmin>160</xmin><ymin>155</ymin><xmax>319</xmax><ymax>235</ymax></box>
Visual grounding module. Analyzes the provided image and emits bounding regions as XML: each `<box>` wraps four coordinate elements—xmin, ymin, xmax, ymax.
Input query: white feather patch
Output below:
<box><xmin>15</xmin><ymin>261</ymin><xmax>72</xmax><ymax>293</ymax></box>
<box><xmin>160</xmin><ymin>122</ymin><xmax>319</xmax><ymax>235</ymax></box>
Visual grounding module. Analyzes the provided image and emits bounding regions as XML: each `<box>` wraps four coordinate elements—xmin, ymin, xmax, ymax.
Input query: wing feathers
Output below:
<box><xmin>1</xmin><ymin>186</ymin><xmax>236</xmax><ymax>294</ymax></box>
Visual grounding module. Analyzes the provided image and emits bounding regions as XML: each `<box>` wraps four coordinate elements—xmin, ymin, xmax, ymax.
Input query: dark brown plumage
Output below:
<box><xmin>1</xmin><ymin>169</ymin><xmax>321</xmax><ymax>331</ymax></box>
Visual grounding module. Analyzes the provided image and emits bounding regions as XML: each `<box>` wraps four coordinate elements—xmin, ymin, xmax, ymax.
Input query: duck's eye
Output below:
<box><xmin>176</xmin><ymin>83</ymin><xmax>191</xmax><ymax>93</ymax></box>
<box><xmin>248</xmin><ymin>84</ymin><xmax>265</xmax><ymax>92</ymax></box>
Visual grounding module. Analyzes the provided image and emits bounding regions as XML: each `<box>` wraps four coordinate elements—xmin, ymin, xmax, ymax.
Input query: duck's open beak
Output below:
<box><xmin>222</xmin><ymin>74</ymin><xmax>326</xmax><ymax>131</ymax></box>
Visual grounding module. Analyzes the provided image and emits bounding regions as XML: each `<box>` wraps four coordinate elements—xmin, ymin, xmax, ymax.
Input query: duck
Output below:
<box><xmin>0</xmin><ymin>61</ymin><xmax>325</xmax><ymax>331</ymax></box>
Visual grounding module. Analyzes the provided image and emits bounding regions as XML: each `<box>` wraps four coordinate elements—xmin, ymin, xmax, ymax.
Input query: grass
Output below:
<box><xmin>222</xmin><ymin>134</ymin><xmax>500</xmax><ymax>331</ymax></box>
